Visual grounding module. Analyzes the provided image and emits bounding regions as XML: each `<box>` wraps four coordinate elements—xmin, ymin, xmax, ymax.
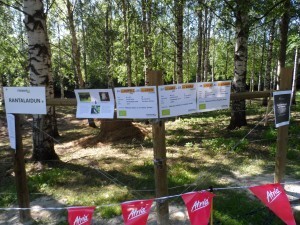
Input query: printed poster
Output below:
<box><xmin>3</xmin><ymin>87</ymin><xmax>46</xmax><ymax>114</ymax></box>
<box><xmin>6</xmin><ymin>114</ymin><xmax>16</xmax><ymax>150</ymax></box>
<box><xmin>115</xmin><ymin>86</ymin><xmax>158</xmax><ymax>119</ymax></box>
<box><xmin>196</xmin><ymin>81</ymin><xmax>231</xmax><ymax>112</ymax></box>
<box><xmin>158</xmin><ymin>83</ymin><xmax>197</xmax><ymax>118</ymax></box>
<box><xmin>273</xmin><ymin>90</ymin><xmax>292</xmax><ymax>128</ymax></box>
<box><xmin>75</xmin><ymin>89</ymin><xmax>115</xmax><ymax>119</ymax></box>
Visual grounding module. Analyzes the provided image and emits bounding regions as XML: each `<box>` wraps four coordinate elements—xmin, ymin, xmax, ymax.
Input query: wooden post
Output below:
<box><xmin>14</xmin><ymin>114</ymin><xmax>31</xmax><ymax>222</ymax></box>
<box><xmin>147</xmin><ymin>70</ymin><xmax>169</xmax><ymax>225</ymax></box>
<box><xmin>274</xmin><ymin>68</ymin><xmax>293</xmax><ymax>183</ymax></box>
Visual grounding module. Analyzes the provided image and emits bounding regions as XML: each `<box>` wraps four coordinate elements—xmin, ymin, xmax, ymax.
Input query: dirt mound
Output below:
<box><xmin>79</xmin><ymin>121</ymin><xmax>151</xmax><ymax>147</ymax></box>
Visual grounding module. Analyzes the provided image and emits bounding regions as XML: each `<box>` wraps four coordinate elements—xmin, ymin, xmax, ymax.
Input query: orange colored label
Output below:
<box><xmin>203</xmin><ymin>83</ymin><xmax>213</xmax><ymax>88</ymax></box>
<box><xmin>218</xmin><ymin>82</ymin><xmax>231</xmax><ymax>86</ymax></box>
<box><xmin>165</xmin><ymin>86</ymin><xmax>176</xmax><ymax>90</ymax></box>
<box><xmin>141</xmin><ymin>88</ymin><xmax>155</xmax><ymax>92</ymax></box>
<box><xmin>182</xmin><ymin>84</ymin><xmax>194</xmax><ymax>89</ymax></box>
<box><xmin>121</xmin><ymin>89</ymin><xmax>135</xmax><ymax>93</ymax></box>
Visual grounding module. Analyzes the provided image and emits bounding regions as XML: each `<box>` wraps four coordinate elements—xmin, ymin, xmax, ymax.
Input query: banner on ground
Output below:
<box><xmin>249</xmin><ymin>183</ymin><xmax>296</xmax><ymax>225</ymax></box>
<box><xmin>181</xmin><ymin>191</ymin><xmax>215</xmax><ymax>225</ymax></box>
<box><xmin>67</xmin><ymin>206</ymin><xmax>95</xmax><ymax>225</ymax></box>
<box><xmin>115</xmin><ymin>87</ymin><xmax>158</xmax><ymax>119</ymax></box>
<box><xmin>3</xmin><ymin>87</ymin><xmax>46</xmax><ymax>114</ymax></box>
<box><xmin>121</xmin><ymin>199</ymin><xmax>153</xmax><ymax>225</ymax></box>
<box><xmin>273</xmin><ymin>90</ymin><xmax>292</xmax><ymax>128</ymax></box>
<box><xmin>75</xmin><ymin>89</ymin><xmax>115</xmax><ymax>119</ymax></box>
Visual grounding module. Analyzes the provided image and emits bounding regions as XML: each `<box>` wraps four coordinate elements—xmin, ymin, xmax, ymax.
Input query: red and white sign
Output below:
<box><xmin>68</xmin><ymin>206</ymin><xmax>95</xmax><ymax>225</ymax></box>
<box><xmin>181</xmin><ymin>191</ymin><xmax>215</xmax><ymax>225</ymax></box>
<box><xmin>121</xmin><ymin>199</ymin><xmax>153</xmax><ymax>225</ymax></box>
<box><xmin>249</xmin><ymin>183</ymin><xmax>296</xmax><ymax>225</ymax></box>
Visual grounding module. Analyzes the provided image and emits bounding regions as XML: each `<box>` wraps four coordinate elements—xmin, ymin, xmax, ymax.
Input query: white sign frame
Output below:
<box><xmin>75</xmin><ymin>89</ymin><xmax>115</xmax><ymax>119</ymax></box>
<box><xmin>3</xmin><ymin>87</ymin><xmax>46</xmax><ymax>114</ymax></box>
<box><xmin>115</xmin><ymin>86</ymin><xmax>158</xmax><ymax>119</ymax></box>
<box><xmin>158</xmin><ymin>83</ymin><xmax>197</xmax><ymax>118</ymax></box>
<box><xmin>196</xmin><ymin>81</ymin><xmax>231</xmax><ymax>112</ymax></box>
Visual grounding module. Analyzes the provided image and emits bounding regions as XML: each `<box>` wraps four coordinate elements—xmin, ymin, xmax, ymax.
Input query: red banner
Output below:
<box><xmin>67</xmin><ymin>206</ymin><xmax>95</xmax><ymax>225</ymax></box>
<box><xmin>181</xmin><ymin>191</ymin><xmax>215</xmax><ymax>225</ymax></box>
<box><xmin>249</xmin><ymin>183</ymin><xmax>296</xmax><ymax>225</ymax></box>
<box><xmin>121</xmin><ymin>199</ymin><xmax>153</xmax><ymax>225</ymax></box>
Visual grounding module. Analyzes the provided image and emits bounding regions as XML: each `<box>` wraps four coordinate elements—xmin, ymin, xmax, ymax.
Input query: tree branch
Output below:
<box><xmin>197</xmin><ymin>1</ymin><xmax>235</xmax><ymax>28</ymax></box>
<box><xmin>251</xmin><ymin>0</ymin><xmax>286</xmax><ymax>24</ymax></box>
<box><xmin>0</xmin><ymin>0</ymin><xmax>29</xmax><ymax>16</ymax></box>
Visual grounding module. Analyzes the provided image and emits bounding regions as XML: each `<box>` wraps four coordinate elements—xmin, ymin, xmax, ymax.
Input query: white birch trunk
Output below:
<box><xmin>23</xmin><ymin>0</ymin><xmax>59</xmax><ymax>160</ymax></box>
<box><xmin>228</xmin><ymin>0</ymin><xmax>249</xmax><ymax>129</ymax></box>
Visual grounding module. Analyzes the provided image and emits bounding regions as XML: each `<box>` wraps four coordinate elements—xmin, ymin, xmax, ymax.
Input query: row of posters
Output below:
<box><xmin>75</xmin><ymin>81</ymin><xmax>232</xmax><ymax>119</ymax></box>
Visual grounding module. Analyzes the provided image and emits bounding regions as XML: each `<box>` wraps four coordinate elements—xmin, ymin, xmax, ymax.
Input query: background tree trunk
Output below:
<box><xmin>23</xmin><ymin>0</ymin><xmax>59</xmax><ymax>161</ymax></box>
<box><xmin>196</xmin><ymin>0</ymin><xmax>203</xmax><ymax>82</ymax></box>
<box><xmin>258</xmin><ymin>31</ymin><xmax>266</xmax><ymax>91</ymax></box>
<box><xmin>105</xmin><ymin>0</ymin><xmax>113</xmax><ymax>87</ymax></box>
<box><xmin>142</xmin><ymin>0</ymin><xmax>153</xmax><ymax>84</ymax></box>
<box><xmin>121</xmin><ymin>0</ymin><xmax>132</xmax><ymax>87</ymax></box>
<box><xmin>228</xmin><ymin>0</ymin><xmax>249</xmax><ymax>130</ymax></box>
<box><xmin>277</xmin><ymin>0</ymin><xmax>291</xmax><ymax>74</ymax></box>
<box><xmin>66</xmin><ymin>0</ymin><xmax>96</xmax><ymax>128</ymax></box>
<box><xmin>291</xmin><ymin>48</ymin><xmax>299</xmax><ymax>104</ymax></box>
<box><xmin>175</xmin><ymin>0</ymin><xmax>184</xmax><ymax>84</ymax></box>
<box><xmin>263</xmin><ymin>19</ymin><xmax>276</xmax><ymax>105</ymax></box>
<box><xmin>0</xmin><ymin>75</ymin><xmax>3</xmax><ymax>106</ymax></box>
<box><xmin>66</xmin><ymin>0</ymin><xmax>84</xmax><ymax>88</ymax></box>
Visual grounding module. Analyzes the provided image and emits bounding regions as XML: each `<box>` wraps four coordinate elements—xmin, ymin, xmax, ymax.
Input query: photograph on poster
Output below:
<box><xmin>91</xmin><ymin>105</ymin><xmax>101</xmax><ymax>114</ymax></box>
<box><xmin>78</xmin><ymin>92</ymin><xmax>91</xmax><ymax>102</ymax></box>
<box><xmin>99</xmin><ymin>92</ymin><xmax>110</xmax><ymax>101</ymax></box>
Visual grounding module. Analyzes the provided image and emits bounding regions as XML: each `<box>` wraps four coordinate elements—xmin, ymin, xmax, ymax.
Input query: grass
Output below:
<box><xmin>1</xmin><ymin>97</ymin><xmax>300</xmax><ymax>224</ymax></box>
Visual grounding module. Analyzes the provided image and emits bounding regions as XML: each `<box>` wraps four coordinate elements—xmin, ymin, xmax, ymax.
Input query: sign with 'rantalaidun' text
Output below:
<box><xmin>3</xmin><ymin>87</ymin><xmax>46</xmax><ymax>114</ymax></box>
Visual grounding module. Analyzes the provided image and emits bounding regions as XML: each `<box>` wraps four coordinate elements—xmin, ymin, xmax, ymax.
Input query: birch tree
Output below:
<box><xmin>23</xmin><ymin>0</ymin><xmax>59</xmax><ymax>161</ymax></box>
<box><xmin>227</xmin><ymin>0</ymin><xmax>250</xmax><ymax>129</ymax></box>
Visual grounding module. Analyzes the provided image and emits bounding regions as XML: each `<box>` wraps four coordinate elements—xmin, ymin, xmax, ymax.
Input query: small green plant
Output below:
<box><xmin>100</xmin><ymin>206</ymin><xmax>121</xmax><ymax>219</ymax></box>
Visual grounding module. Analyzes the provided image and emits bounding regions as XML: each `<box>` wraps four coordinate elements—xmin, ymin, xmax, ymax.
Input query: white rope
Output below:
<box><xmin>1</xmin><ymin>180</ymin><xmax>299</xmax><ymax>211</ymax></box>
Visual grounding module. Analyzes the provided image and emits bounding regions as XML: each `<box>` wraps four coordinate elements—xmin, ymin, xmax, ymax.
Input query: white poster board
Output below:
<box><xmin>158</xmin><ymin>83</ymin><xmax>197</xmax><ymax>118</ymax></box>
<box><xmin>6</xmin><ymin>114</ymin><xmax>16</xmax><ymax>150</ymax></box>
<box><xmin>75</xmin><ymin>89</ymin><xmax>115</xmax><ymax>119</ymax></box>
<box><xmin>3</xmin><ymin>87</ymin><xmax>46</xmax><ymax>114</ymax></box>
<box><xmin>115</xmin><ymin>86</ymin><xmax>158</xmax><ymax>119</ymax></box>
<box><xmin>273</xmin><ymin>90</ymin><xmax>292</xmax><ymax>128</ymax></box>
<box><xmin>196</xmin><ymin>81</ymin><xmax>231</xmax><ymax>112</ymax></box>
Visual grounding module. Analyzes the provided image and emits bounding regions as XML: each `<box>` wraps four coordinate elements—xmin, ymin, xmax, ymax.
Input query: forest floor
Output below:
<box><xmin>1</xmin><ymin>98</ymin><xmax>300</xmax><ymax>224</ymax></box>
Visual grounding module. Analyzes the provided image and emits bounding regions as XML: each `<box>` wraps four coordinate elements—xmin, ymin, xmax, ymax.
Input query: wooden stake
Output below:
<box><xmin>274</xmin><ymin>68</ymin><xmax>293</xmax><ymax>183</ymax></box>
<box><xmin>14</xmin><ymin>114</ymin><xmax>31</xmax><ymax>222</ymax></box>
<box><xmin>147</xmin><ymin>70</ymin><xmax>169</xmax><ymax>225</ymax></box>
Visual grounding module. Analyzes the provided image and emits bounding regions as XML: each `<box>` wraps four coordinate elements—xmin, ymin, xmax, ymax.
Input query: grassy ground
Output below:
<box><xmin>0</xmin><ymin>96</ymin><xmax>300</xmax><ymax>224</ymax></box>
